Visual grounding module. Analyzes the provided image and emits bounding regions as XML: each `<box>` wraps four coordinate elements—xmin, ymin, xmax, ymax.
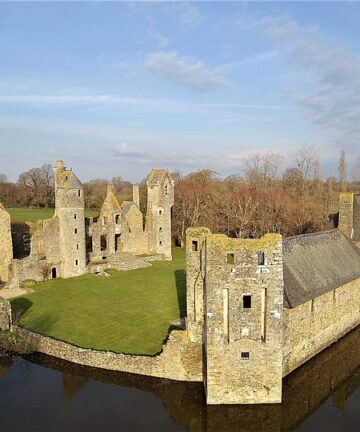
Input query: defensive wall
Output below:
<box><xmin>12</xmin><ymin>325</ymin><xmax>202</xmax><ymax>382</ymax></box>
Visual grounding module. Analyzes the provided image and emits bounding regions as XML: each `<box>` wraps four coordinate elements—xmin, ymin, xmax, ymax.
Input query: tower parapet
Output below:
<box><xmin>338</xmin><ymin>192</ymin><xmax>360</xmax><ymax>242</ymax></box>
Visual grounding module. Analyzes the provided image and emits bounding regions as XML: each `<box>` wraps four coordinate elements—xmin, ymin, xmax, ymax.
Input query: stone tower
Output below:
<box><xmin>338</xmin><ymin>192</ymin><xmax>360</xmax><ymax>242</ymax></box>
<box><xmin>146</xmin><ymin>169</ymin><xmax>174</xmax><ymax>260</ymax></box>
<box><xmin>0</xmin><ymin>203</ymin><xmax>13</xmax><ymax>283</ymax></box>
<box><xmin>54</xmin><ymin>160</ymin><xmax>86</xmax><ymax>278</ymax></box>
<box><xmin>186</xmin><ymin>228</ymin><xmax>284</xmax><ymax>405</ymax></box>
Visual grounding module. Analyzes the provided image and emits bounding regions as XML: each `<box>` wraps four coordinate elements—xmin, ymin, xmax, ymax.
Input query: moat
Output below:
<box><xmin>1</xmin><ymin>325</ymin><xmax>359</xmax><ymax>432</ymax></box>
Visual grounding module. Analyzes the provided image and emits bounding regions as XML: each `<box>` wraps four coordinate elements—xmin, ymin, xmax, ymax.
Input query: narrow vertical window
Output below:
<box><xmin>74</xmin><ymin>214</ymin><xmax>77</xmax><ymax>220</ymax></box>
<box><xmin>165</xmin><ymin>185</ymin><xmax>168</xmax><ymax>195</ymax></box>
<box><xmin>223</xmin><ymin>288</ymin><xmax>229</xmax><ymax>342</ymax></box>
<box><xmin>243</xmin><ymin>294</ymin><xmax>251</xmax><ymax>309</ymax></box>
<box><xmin>75</xmin><ymin>259</ymin><xmax>79</xmax><ymax>266</ymax></box>
<box><xmin>76</xmin><ymin>244</ymin><xmax>79</xmax><ymax>250</ymax></box>
<box><xmin>74</xmin><ymin>228</ymin><xmax>78</xmax><ymax>234</ymax></box>
<box><xmin>257</xmin><ymin>251</ymin><xmax>265</xmax><ymax>265</ymax></box>
<box><xmin>78</xmin><ymin>190</ymin><xmax>81</xmax><ymax>197</ymax></box>
<box><xmin>192</xmin><ymin>240</ymin><xmax>198</xmax><ymax>251</ymax></box>
<box><xmin>159</xmin><ymin>240</ymin><xmax>163</xmax><ymax>246</ymax></box>
<box><xmin>261</xmin><ymin>288</ymin><xmax>267</xmax><ymax>342</ymax></box>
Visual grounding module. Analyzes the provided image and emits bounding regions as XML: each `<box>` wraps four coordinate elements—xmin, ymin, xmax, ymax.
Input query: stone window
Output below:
<box><xmin>192</xmin><ymin>240</ymin><xmax>198</xmax><ymax>251</ymax></box>
<box><xmin>78</xmin><ymin>190</ymin><xmax>81</xmax><ymax>197</ymax></box>
<box><xmin>115</xmin><ymin>233</ymin><xmax>121</xmax><ymax>252</ymax></box>
<box><xmin>115</xmin><ymin>214</ymin><xmax>120</xmax><ymax>224</ymax></box>
<box><xmin>74</xmin><ymin>228</ymin><xmax>78</xmax><ymax>234</ymax></box>
<box><xmin>74</xmin><ymin>214</ymin><xmax>77</xmax><ymax>220</ymax></box>
<box><xmin>159</xmin><ymin>209</ymin><xmax>163</xmax><ymax>216</ymax></box>
<box><xmin>243</xmin><ymin>294</ymin><xmax>251</xmax><ymax>309</ymax></box>
<box><xmin>65</xmin><ymin>176</ymin><xmax>68</xmax><ymax>181</ymax></box>
<box><xmin>101</xmin><ymin>235</ymin><xmax>107</xmax><ymax>251</ymax></box>
<box><xmin>76</xmin><ymin>244</ymin><xmax>79</xmax><ymax>250</ymax></box>
<box><xmin>103</xmin><ymin>216</ymin><xmax>107</xmax><ymax>225</ymax></box>
<box><xmin>227</xmin><ymin>253</ymin><xmax>235</xmax><ymax>265</ymax></box>
<box><xmin>159</xmin><ymin>227</ymin><xmax>163</xmax><ymax>233</ymax></box>
<box><xmin>241</xmin><ymin>352</ymin><xmax>250</xmax><ymax>360</ymax></box>
<box><xmin>165</xmin><ymin>185</ymin><xmax>168</xmax><ymax>195</ymax></box>
<box><xmin>257</xmin><ymin>251</ymin><xmax>265</xmax><ymax>265</ymax></box>
<box><xmin>75</xmin><ymin>259</ymin><xmax>79</xmax><ymax>266</ymax></box>
<box><xmin>159</xmin><ymin>241</ymin><xmax>163</xmax><ymax>246</ymax></box>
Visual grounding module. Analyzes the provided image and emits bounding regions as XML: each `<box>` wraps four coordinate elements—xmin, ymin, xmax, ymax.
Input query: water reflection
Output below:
<box><xmin>0</xmin><ymin>325</ymin><xmax>359</xmax><ymax>431</ymax></box>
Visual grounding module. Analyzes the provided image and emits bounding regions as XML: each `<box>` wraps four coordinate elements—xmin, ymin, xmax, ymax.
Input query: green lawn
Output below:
<box><xmin>11</xmin><ymin>248</ymin><xmax>186</xmax><ymax>355</ymax></box>
<box><xmin>8</xmin><ymin>208</ymin><xmax>98</xmax><ymax>222</ymax></box>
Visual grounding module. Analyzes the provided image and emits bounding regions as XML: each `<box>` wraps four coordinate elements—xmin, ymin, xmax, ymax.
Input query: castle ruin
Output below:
<box><xmin>0</xmin><ymin>160</ymin><xmax>174</xmax><ymax>288</ymax></box>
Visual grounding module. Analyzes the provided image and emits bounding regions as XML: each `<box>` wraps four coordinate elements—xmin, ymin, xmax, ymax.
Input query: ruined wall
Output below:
<box><xmin>13</xmin><ymin>326</ymin><xmax>202</xmax><ymax>382</ymax></box>
<box><xmin>204</xmin><ymin>234</ymin><xmax>284</xmax><ymax>405</ymax></box>
<box><xmin>0</xmin><ymin>297</ymin><xmax>11</xmax><ymax>331</ymax></box>
<box><xmin>0</xmin><ymin>206</ymin><xmax>13</xmax><ymax>283</ymax></box>
<box><xmin>186</xmin><ymin>227</ymin><xmax>211</xmax><ymax>343</ymax></box>
<box><xmin>283</xmin><ymin>277</ymin><xmax>360</xmax><ymax>376</ymax></box>
<box><xmin>338</xmin><ymin>192</ymin><xmax>354</xmax><ymax>238</ymax></box>
<box><xmin>8</xmin><ymin>217</ymin><xmax>61</xmax><ymax>287</ymax></box>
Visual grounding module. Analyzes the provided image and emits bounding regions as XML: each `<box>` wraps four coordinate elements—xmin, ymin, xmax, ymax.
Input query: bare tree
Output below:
<box><xmin>294</xmin><ymin>144</ymin><xmax>317</xmax><ymax>195</ymax></box>
<box><xmin>338</xmin><ymin>149</ymin><xmax>347</xmax><ymax>192</ymax></box>
<box><xmin>351</xmin><ymin>156</ymin><xmax>360</xmax><ymax>183</ymax></box>
<box><xmin>244</xmin><ymin>151</ymin><xmax>283</xmax><ymax>190</ymax></box>
<box><xmin>17</xmin><ymin>164</ymin><xmax>54</xmax><ymax>207</ymax></box>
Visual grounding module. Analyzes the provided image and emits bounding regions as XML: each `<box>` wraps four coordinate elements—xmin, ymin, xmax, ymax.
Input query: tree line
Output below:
<box><xmin>1</xmin><ymin>146</ymin><xmax>360</xmax><ymax>244</ymax></box>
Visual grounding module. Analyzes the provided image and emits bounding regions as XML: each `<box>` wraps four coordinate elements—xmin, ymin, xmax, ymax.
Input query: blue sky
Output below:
<box><xmin>0</xmin><ymin>1</ymin><xmax>359</xmax><ymax>182</ymax></box>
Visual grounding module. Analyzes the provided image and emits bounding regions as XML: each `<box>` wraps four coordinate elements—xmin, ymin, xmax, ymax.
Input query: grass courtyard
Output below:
<box><xmin>7</xmin><ymin>208</ymin><xmax>98</xmax><ymax>223</ymax></box>
<box><xmin>11</xmin><ymin>248</ymin><xmax>186</xmax><ymax>355</ymax></box>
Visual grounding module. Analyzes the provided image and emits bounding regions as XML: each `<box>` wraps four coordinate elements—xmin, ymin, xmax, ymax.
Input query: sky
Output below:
<box><xmin>0</xmin><ymin>1</ymin><xmax>360</xmax><ymax>182</ymax></box>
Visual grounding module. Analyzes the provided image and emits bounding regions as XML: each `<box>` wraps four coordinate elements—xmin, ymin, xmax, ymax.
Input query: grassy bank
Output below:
<box><xmin>7</xmin><ymin>208</ymin><xmax>98</xmax><ymax>223</ymax></box>
<box><xmin>11</xmin><ymin>248</ymin><xmax>186</xmax><ymax>355</ymax></box>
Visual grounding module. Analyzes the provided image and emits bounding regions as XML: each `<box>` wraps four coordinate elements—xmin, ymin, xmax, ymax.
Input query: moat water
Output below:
<box><xmin>1</xmin><ymin>326</ymin><xmax>360</xmax><ymax>432</ymax></box>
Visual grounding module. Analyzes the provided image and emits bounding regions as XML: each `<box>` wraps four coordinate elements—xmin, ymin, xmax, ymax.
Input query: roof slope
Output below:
<box><xmin>283</xmin><ymin>229</ymin><xmax>360</xmax><ymax>308</ymax></box>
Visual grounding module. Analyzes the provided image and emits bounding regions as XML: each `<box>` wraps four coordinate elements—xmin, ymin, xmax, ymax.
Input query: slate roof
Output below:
<box><xmin>121</xmin><ymin>201</ymin><xmax>133</xmax><ymax>214</ymax></box>
<box><xmin>147</xmin><ymin>169</ymin><xmax>168</xmax><ymax>183</ymax></box>
<box><xmin>283</xmin><ymin>229</ymin><xmax>360</xmax><ymax>308</ymax></box>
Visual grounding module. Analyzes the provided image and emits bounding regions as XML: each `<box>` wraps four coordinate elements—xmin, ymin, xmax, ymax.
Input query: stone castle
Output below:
<box><xmin>1</xmin><ymin>169</ymin><xmax>360</xmax><ymax>407</ymax></box>
<box><xmin>186</xmin><ymin>191</ymin><xmax>360</xmax><ymax>404</ymax></box>
<box><xmin>0</xmin><ymin>160</ymin><xmax>174</xmax><ymax>288</ymax></box>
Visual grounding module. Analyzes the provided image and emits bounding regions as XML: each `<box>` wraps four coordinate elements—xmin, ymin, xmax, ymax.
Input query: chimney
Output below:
<box><xmin>133</xmin><ymin>184</ymin><xmax>140</xmax><ymax>208</ymax></box>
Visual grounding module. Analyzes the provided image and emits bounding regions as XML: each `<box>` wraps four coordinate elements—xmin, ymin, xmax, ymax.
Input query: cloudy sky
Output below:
<box><xmin>0</xmin><ymin>1</ymin><xmax>359</xmax><ymax>182</ymax></box>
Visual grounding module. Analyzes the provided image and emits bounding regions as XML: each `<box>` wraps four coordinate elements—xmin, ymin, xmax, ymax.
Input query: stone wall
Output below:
<box><xmin>338</xmin><ymin>192</ymin><xmax>354</xmax><ymax>238</ymax></box>
<box><xmin>283</xmin><ymin>277</ymin><xmax>360</xmax><ymax>376</ymax></box>
<box><xmin>0</xmin><ymin>206</ymin><xmax>13</xmax><ymax>283</ymax></box>
<box><xmin>12</xmin><ymin>326</ymin><xmax>203</xmax><ymax>382</ymax></box>
<box><xmin>0</xmin><ymin>297</ymin><xmax>11</xmax><ymax>331</ymax></box>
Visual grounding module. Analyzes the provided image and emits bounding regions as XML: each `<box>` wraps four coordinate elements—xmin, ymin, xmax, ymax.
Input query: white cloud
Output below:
<box><xmin>178</xmin><ymin>3</ymin><xmax>203</xmax><ymax>25</ymax></box>
<box><xmin>148</xmin><ymin>31</ymin><xmax>169</xmax><ymax>48</ymax></box>
<box><xmin>114</xmin><ymin>143</ymin><xmax>144</xmax><ymax>158</ymax></box>
<box><xmin>240</xmin><ymin>14</ymin><xmax>360</xmax><ymax>146</ymax></box>
<box><xmin>144</xmin><ymin>51</ymin><xmax>230</xmax><ymax>92</ymax></box>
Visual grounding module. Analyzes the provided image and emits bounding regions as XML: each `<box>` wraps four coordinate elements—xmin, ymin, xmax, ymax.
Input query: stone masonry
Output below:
<box><xmin>0</xmin><ymin>203</ymin><xmax>13</xmax><ymax>283</ymax></box>
<box><xmin>185</xmin><ymin>226</ymin><xmax>360</xmax><ymax>405</ymax></box>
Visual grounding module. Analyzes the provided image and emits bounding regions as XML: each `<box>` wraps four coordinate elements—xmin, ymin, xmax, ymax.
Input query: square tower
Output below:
<box><xmin>338</xmin><ymin>192</ymin><xmax>360</xmax><ymax>241</ymax></box>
